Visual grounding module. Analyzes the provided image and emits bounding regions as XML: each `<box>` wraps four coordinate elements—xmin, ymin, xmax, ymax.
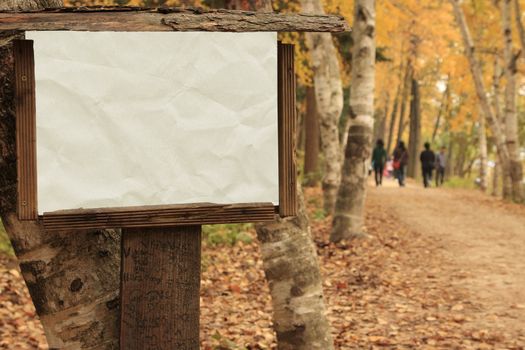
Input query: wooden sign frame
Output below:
<box><xmin>13</xmin><ymin>39</ymin><xmax>297</xmax><ymax>230</ymax></box>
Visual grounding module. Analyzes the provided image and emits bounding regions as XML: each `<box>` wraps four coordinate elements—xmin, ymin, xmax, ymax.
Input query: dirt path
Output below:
<box><xmin>367</xmin><ymin>179</ymin><xmax>525</xmax><ymax>341</ymax></box>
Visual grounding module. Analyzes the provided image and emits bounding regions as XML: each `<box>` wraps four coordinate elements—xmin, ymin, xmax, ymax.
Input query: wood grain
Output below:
<box><xmin>13</xmin><ymin>40</ymin><xmax>37</xmax><ymax>221</ymax></box>
<box><xmin>42</xmin><ymin>202</ymin><xmax>275</xmax><ymax>231</ymax></box>
<box><xmin>0</xmin><ymin>7</ymin><xmax>349</xmax><ymax>33</ymax></box>
<box><xmin>278</xmin><ymin>43</ymin><xmax>297</xmax><ymax>217</ymax></box>
<box><xmin>120</xmin><ymin>225</ymin><xmax>201</xmax><ymax>349</ymax></box>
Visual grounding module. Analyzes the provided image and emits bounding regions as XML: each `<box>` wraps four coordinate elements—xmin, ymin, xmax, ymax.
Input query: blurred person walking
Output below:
<box><xmin>420</xmin><ymin>142</ymin><xmax>436</xmax><ymax>188</ymax></box>
<box><xmin>372</xmin><ymin>139</ymin><xmax>387</xmax><ymax>186</ymax></box>
<box><xmin>393</xmin><ymin>141</ymin><xmax>409</xmax><ymax>187</ymax></box>
<box><xmin>435</xmin><ymin>146</ymin><xmax>447</xmax><ymax>186</ymax></box>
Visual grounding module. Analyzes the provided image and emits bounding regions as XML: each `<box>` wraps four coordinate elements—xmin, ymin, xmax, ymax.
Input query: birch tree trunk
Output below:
<box><xmin>331</xmin><ymin>0</ymin><xmax>376</xmax><ymax>242</ymax></box>
<box><xmin>502</xmin><ymin>0</ymin><xmax>524</xmax><ymax>202</ymax></box>
<box><xmin>0</xmin><ymin>2</ymin><xmax>121</xmax><ymax>350</ymax></box>
<box><xmin>301</xmin><ymin>0</ymin><xmax>344</xmax><ymax>215</ymax></box>
<box><xmin>255</xmin><ymin>186</ymin><xmax>334</xmax><ymax>350</ymax></box>
<box><xmin>492</xmin><ymin>57</ymin><xmax>513</xmax><ymax>198</ymax></box>
<box><xmin>451</xmin><ymin>0</ymin><xmax>514</xmax><ymax>198</ymax></box>
<box><xmin>254</xmin><ymin>2</ymin><xmax>334</xmax><ymax>349</ymax></box>
<box><xmin>304</xmin><ymin>86</ymin><xmax>320</xmax><ymax>187</ymax></box>
<box><xmin>478</xmin><ymin>109</ymin><xmax>488</xmax><ymax>192</ymax></box>
<box><xmin>407</xmin><ymin>78</ymin><xmax>421</xmax><ymax>178</ymax></box>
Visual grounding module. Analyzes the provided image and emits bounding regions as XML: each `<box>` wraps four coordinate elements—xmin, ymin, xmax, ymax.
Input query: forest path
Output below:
<box><xmin>367</xmin><ymin>179</ymin><xmax>525</xmax><ymax>339</ymax></box>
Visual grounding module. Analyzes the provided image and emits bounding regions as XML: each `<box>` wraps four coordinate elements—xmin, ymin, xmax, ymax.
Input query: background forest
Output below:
<box><xmin>64</xmin><ymin>0</ymin><xmax>525</xmax><ymax>196</ymax></box>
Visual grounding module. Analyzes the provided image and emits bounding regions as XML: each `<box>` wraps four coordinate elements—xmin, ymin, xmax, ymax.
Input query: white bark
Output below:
<box><xmin>502</xmin><ymin>0</ymin><xmax>523</xmax><ymax>202</ymax></box>
<box><xmin>255</xmin><ymin>187</ymin><xmax>334</xmax><ymax>350</ymax></box>
<box><xmin>331</xmin><ymin>0</ymin><xmax>376</xmax><ymax>242</ymax></box>
<box><xmin>301</xmin><ymin>0</ymin><xmax>344</xmax><ymax>215</ymax></box>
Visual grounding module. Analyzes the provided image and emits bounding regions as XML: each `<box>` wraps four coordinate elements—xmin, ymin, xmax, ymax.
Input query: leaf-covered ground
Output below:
<box><xmin>1</xmin><ymin>182</ymin><xmax>524</xmax><ymax>349</ymax></box>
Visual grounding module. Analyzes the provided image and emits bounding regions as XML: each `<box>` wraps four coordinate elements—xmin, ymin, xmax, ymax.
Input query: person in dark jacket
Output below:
<box><xmin>371</xmin><ymin>139</ymin><xmax>387</xmax><ymax>186</ymax></box>
<box><xmin>393</xmin><ymin>141</ymin><xmax>409</xmax><ymax>187</ymax></box>
<box><xmin>420</xmin><ymin>142</ymin><xmax>436</xmax><ymax>188</ymax></box>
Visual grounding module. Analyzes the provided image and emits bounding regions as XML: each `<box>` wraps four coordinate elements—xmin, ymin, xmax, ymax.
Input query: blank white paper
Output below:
<box><xmin>26</xmin><ymin>31</ymin><xmax>279</xmax><ymax>214</ymax></box>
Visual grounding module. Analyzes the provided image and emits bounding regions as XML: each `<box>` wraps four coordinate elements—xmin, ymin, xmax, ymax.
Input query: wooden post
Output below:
<box><xmin>120</xmin><ymin>226</ymin><xmax>201</xmax><ymax>349</ymax></box>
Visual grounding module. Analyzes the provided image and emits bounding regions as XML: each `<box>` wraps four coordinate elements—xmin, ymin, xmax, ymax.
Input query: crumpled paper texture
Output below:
<box><xmin>26</xmin><ymin>31</ymin><xmax>279</xmax><ymax>214</ymax></box>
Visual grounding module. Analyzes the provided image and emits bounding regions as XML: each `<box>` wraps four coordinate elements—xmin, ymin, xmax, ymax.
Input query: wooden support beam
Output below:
<box><xmin>120</xmin><ymin>225</ymin><xmax>201</xmax><ymax>349</ymax></box>
<box><xmin>0</xmin><ymin>7</ymin><xmax>350</xmax><ymax>33</ymax></box>
<box><xmin>278</xmin><ymin>42</ymin><xmax>297</xmax><ymax>216</ymax></box>
<box><xmin>13</xmin><ymin>40</ymin><xmax>37</xmax><ymax>220</ymax></box>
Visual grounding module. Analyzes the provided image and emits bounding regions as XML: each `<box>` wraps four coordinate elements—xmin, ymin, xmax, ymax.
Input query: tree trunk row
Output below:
<box><xmin>451</xmin><ymin>0</ymin><xmax>523</xmax><ymax>203</ymax></box>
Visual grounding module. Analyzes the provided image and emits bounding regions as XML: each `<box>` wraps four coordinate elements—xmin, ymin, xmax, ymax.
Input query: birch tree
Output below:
<box><xmin>255</xmin><ymin>188</ymin><xmax>334</xmax><ymax>350</ymax></box>
<box><xmin>0</xmin><ymin>2</ymin><xmax>122</xmax><ymax>349</ymax></box>
<box><xmin>502</xmin><ymin>0</ymin><xmax>523</xmax><ymax>202</ymax></box>
<box><xmin>450</xmin><ymin>0</ymin><xmax>517</xmax><ymax>201</ymax></box>
<box><xmin>331</xmin><ymin>0</ymin><xmax>376</xmax><ymax>242</ymax></box>
<box><xmin>301</xmin><ymin>0</ymin><xmax>344</xmax><ymax>215</ymax></box>
<box><xmin>407</xmin><ymin>78</ymin><xmax>421</xmax><ymax>178</ymax></box>
<box><xmin>492</xmin><ymin>57</ymin><xmax>513</xmax><ymax>198</ymax></box>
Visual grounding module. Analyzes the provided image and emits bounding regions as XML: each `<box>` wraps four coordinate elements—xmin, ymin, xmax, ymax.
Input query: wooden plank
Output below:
<box><xmin>0</xmin><ymin>7</ymin><xmax>349</xmax><ymax>33</ymax></box>
<box><xmin>120</xmin><ymin>225</ymin><xmax>201</xmax><ymax>349</ymax></box>
<box><xmin>42</xmin><ymin>202</ymin><xmax>275</xmax><ymax>231</ymax></box>
<box><xmin>13</xmin><ymin>40</ymin><xmax>37</xmax><ymax>221</ymax></box>
<box><xmin>278</xmin><ymin>43</ymin><xmax>297</xmax><ymax>217</ymax></box>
